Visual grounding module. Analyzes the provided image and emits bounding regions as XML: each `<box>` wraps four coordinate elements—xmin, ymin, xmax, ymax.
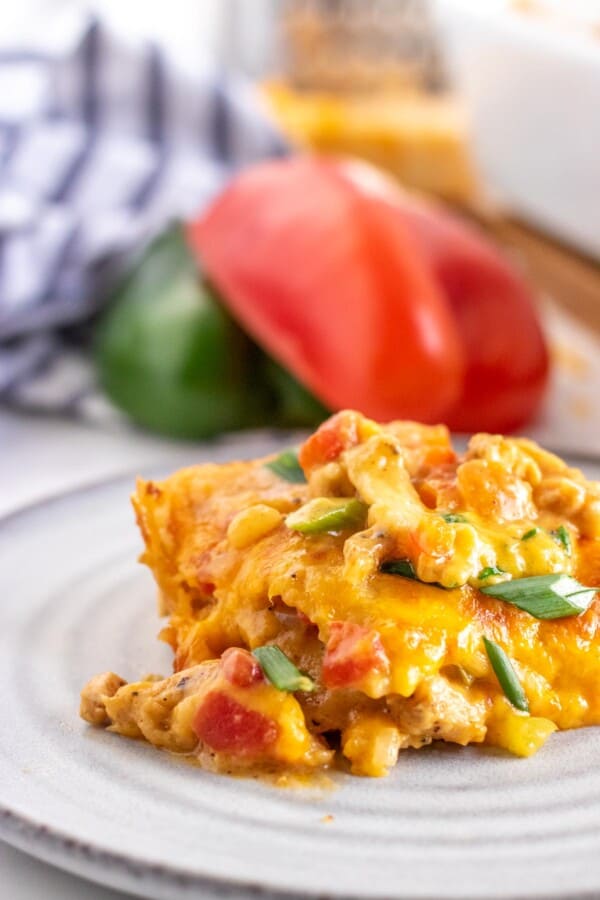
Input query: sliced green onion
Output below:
<box><xmin>483</xmin><ymin>637</ymin><xmax>529</xmax><ymax>712</ymax></box>
<box><xmin>478</xmin><ymin>566</ymin><xmax>505</xmax><ymax>580</ymax></box>
<box><xmin>264</xmin><ymin>449</ymin><xmax>306</xmax><ymax>483</ymax></box>
<box><xmin>481</xmin><ymin>574</ymin><xmax>596</xmax><ymax>619</ymax></box>
<box><xmin>441</xmin><ymin>512</ymin><xmax>468</xmax><ymax>524</ymax></box>
<box><xmin>380</xmin><ymin>558</ymin><xmax>417</xmax><ymax>579</ymax></box>
<box><xmin>286</xmin><ymin>497</ymin><xmax>367</xmax><ymax>534</ymax></box>
<box><xmin>252</xmin><ymin>646</ymin><xmax>316</xmax><ymax>692</ymax></box>
<box><xmin>521</xmin><ymin>528</ymin><xmax>539</xmax><ymax>541</ymax></box>
<box><xmin>550</xmin><ymin>524</ymin><xmax>572</xmax><ymax>556</ymax></box>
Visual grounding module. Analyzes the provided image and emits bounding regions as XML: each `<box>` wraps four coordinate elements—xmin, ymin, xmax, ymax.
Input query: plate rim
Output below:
<box><xmin>0</xmin><ymin>441</ymin><xmax>321</xmax><ymax>900</ymax></box>
<box><xmin>1</xmin><ymin>450</ymin><xmax>600</xmax><ymax>900</ymax></box>
<box><xmin>0</xmin><ymin>802</ymin><xmax>306</xmax><ymax>900</ymax></box>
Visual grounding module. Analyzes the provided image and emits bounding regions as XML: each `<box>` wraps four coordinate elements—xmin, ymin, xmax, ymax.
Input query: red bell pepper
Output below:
<box><xmin>188</xmin><ymin>156</ymin><xmax>549</xmax><ymax>432</ymax></box>
<box><xmin>339</xmin><ymin>159</ymin><xmax>550</xmax><ymax>432</ymax></box>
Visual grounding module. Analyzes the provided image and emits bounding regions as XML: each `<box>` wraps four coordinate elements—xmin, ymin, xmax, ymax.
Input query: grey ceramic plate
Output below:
<box><xmin>1</xmin><ymin>438</ymin><xmax>600</xmax><ymax>900</ymax></box>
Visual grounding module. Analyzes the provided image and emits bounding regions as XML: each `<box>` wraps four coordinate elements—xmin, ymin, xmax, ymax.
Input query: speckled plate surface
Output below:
<box><xmin>1</xmin><ymin>439</ymin><xmax>600</xmax><ymax>900</ymax></box>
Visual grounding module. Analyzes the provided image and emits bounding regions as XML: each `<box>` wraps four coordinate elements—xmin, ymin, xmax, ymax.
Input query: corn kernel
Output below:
<box><xmin>486</xmin><ymin>707</ymin><xmax>557</xmax><ymax>758</ymax></box>
<box><xmin>342</xmin><ymin>714</ymin><xmax>403</xmax><ymax>776</ymax></box>
<box><xmin>227</xmin><ymin>504</ymin><xmax>282</xmax><ymax>549</ymax></box>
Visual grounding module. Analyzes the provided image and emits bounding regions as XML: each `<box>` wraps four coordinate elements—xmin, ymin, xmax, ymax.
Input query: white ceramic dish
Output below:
<box><xmin>1</xmin><ymin>439</ymin><xmax>600</xmax><ymax>900</ymax></box>
<box><xmin>433</xmin><ymin>0</ymin><xmax>600</xmax><ymax>260</ymax></box>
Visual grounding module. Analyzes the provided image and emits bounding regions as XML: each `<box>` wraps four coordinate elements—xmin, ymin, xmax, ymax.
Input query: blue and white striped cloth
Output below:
<box><xmin>0</xmin><ymin>17</ymin><xmax>287</xmax><ymax>419</ymax></box>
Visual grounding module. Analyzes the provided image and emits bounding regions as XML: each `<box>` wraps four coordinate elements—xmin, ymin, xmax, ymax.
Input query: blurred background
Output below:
<box><xmin>2</xmin><ymin>2</ymin><xmax>600</xmax><ymax>895</ymax></box>
<box><xmin>2</xmin><ymin>0</ymin><xmax>600</xmax><ymax>519</ymax></box>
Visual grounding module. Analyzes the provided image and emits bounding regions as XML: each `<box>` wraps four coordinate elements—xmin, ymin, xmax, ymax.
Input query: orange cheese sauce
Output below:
<box><xmin>81</xmin><ymin>411</ymin><xmax>600</xmax><ymax>776</ymax></box>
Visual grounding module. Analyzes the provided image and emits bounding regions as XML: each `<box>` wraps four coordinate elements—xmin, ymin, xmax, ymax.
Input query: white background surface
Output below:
<box><xmin>434</xmin><ymin>0</ymin><xmax>600</xmax><ymax>259</ymax></box>
<box><xmin>0</xmin><ymin>842</ymin><xmax>127</xmax><ymax>900</ymax></box>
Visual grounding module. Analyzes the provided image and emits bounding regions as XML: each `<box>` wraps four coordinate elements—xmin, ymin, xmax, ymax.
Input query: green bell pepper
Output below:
<box><xmin>96</xmin><ymin>226</ymin><xmax>266</xmax><ymax>438</ymax></box>
<box><xmin>96</xmin><ymin>224</ymin><xmax>329</xmax><ymax>439</ymax></box>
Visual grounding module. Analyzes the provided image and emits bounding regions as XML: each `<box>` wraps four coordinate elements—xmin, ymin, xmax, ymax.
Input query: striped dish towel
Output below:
<box><xmin>0</xmin><ymin>16</ymin><xmax>287</xmax><ymax>420</ymax></box>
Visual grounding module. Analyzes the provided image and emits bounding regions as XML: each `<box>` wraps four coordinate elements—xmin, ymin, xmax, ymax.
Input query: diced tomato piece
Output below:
<box><xmin>198</xmin><ymin>581</ymin><xmax>215</xmax><ymax>596</ymax></box>
<box><xmin>189</xmin><ymin>158</ymin><xmax>465</xmax><ymax>425</ymax></box>
<box><xmin>299</xmin><ymin>411</ymin><xmax>361</xmax><ymax>475</ymax></box>
<box><xmin>221</xmin><ymin>647</ymin><xmax>264</xmax><ymax>688</ymax></box>
<box><xmin>192</xmin><ymin>691</ymin><xmax>278</xmax><ymax>755</ymax></box>
<box><xmin>322</xmin><ymin>622</ymin><xmax>390</xmax><ymax>690</ymax></box>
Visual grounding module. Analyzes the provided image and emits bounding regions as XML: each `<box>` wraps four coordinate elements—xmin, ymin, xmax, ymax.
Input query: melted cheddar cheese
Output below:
<box><xmin>81</xmin><ymin>411</ymin><xmax>600</xmax><ymax>777</ymax></box>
